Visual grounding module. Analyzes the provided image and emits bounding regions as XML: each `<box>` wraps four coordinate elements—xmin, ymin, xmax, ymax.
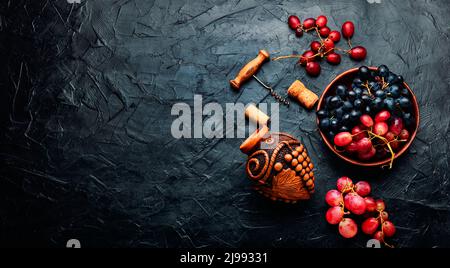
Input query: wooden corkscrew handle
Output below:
<box><xmin>230</xmin><ymin>50</ymin><xmax>270</xmax><ymax>90</ymax></box>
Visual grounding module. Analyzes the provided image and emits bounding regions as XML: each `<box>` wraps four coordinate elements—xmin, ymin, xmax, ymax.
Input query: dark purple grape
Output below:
<box><xmin>369</xmin><ymin>81</ymin><xmax>380</xmax><ymax>91</ymax></box>
<box><xmin>335</xmin><ymin>108</ymin><xmax>344</xmax><ymax>120</ymax></box>
<box><xmin>401</xmin><ymin>87</ymin><xmax>409</xmax><ymax>97</ymax></box>
<box><xmin>330</xmin><ymin>118</ymin><xmax>339</xmax><ymax>131</ymax></box>
<box><xmin>342</xmin><ymin>113</ymin><xmax>351</xmax><ymax>125</ymax></box>
<box><xmin>327</xmin><ymin>131</ymin><xmax>336</xmax><ymax>139</ymax></box>
<box><xmin>325</xmin><ymin>96</ymin><xmax>333</xmax><ymax>108</ymax></box>
<box><xmin>383</xmin><ymin>97</ymin><xmax>395</xmax><ymax>111</ymax></box>
<box><xmin>386</xmin><ymin>72</ymin><xmax>397</xmax><ymax>84</ymax></box>
<box><xmin>350</xmin><ymin>110</ymin><xmax>361</xmax><ymax>121</ymax></box>
<box><xmin>330</xmin><ymin>96</ymin><xmax>343</xmax><ymax>108</ymax></box>
<box><xmin>317</xmin><ymin>110</ymin><xmax>327</xmax><ymax>119</ymax></box>
<box><xmin>354</xmin><ymin>99</ymin><xmax>363</xmax><ymax>109</ymax></box>
<box><xmin>336</xmin><ymin>85</ymin><xmax>347</xmax><ymax>97</ymax></box>
<box><xmin>347</xmin><ymin>90</ymin><xmax>357</xmax><ymax>101</ymax></box>
<box><xmin>353</xmin><ymin>77</ymin><xmax>363</xmax><ymax>87</ymax></box>
<box><xmin>339</xmin><ymin>126</ymin><xmax>350</xmax><ymax>132</ymax></box>
<box><xmin>403</xmin><ymin>112</ymin><xmax>414</xmax><ymax>127</ymax></box>
<box><xmin>361</xmin><ymin>94</ymin><xmax>371</xmax><ymax>104</ymax></box>
<box><xmin>343</xmin><ymin>101</ymin><xmax>353</xmax><ymax>111</ymax></box>
<box><xmin>398</xmin><ymin>96</ymin><xmax>411</xmax><ymax>108</ymax></box>
<box><xmin>372</xmin><ymin>97</ymin><xmax>383</xmax><ymax>110</ymax></box>
<box><xmin>377</xmin><ymin>65</ymin><xmax>389</xmax><ymax>77</ymax></box>
<box><xmin>320</xmin><ymin>118</ymin><xmax>331</xmax><ymax>130</ymax></box>
<box><xmin>358</xmin><ymin>66</ymin><xmax>370</xmax><ymax>80</ymax></box>
<box><xmin>388</xmin><ymin>85</ymin><xmax>401</xmax><ymax>98</ymax></box>
<box><xmin>375</xmin><ymin>90</ymin><xmax>385</xmax><ymax>98</ymax></box>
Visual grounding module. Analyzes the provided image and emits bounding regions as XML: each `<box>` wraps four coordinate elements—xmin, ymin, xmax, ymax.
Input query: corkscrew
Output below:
<box><xmin>252</xmin><ymin>75</ymin><xmax>290</xmax><ymax>106</ymax></box>
<box><xmin>230</xmin><ymin>50</ymin><xmax>290</xmax><ymax>106</ymax></box>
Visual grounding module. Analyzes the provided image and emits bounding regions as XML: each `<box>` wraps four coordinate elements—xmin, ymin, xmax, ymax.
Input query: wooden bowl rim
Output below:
<box><xmin>316</xmin><ymin>67</ymin><xmax>420</xmax><ymax>167</ymax></box>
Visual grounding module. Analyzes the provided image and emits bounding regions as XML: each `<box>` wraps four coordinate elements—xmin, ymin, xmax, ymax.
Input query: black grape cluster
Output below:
<box><xmin>317</xmin><ymin>65</ymin><xmax>415</xmax><ymax>139</ymax></box>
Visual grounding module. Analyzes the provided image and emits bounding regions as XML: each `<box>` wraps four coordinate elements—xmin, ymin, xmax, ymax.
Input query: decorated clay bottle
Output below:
<box><xmin>240</xmin><ymin>126</ymin><xmax>315</xmax><ymax>203</ymax></box>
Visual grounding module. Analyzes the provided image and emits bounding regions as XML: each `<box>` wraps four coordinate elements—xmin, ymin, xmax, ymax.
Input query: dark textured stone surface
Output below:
<box><xmin>0</xmin><ymin>0</ymin><xmax>449</xmax><ymax>247</ymax></box>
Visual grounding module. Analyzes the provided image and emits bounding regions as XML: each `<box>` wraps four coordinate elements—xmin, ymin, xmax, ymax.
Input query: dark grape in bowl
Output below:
<box><xmin>316</xmin><ymin>66</ymin><xmax>419</xmax><ymax>168</ymax></box>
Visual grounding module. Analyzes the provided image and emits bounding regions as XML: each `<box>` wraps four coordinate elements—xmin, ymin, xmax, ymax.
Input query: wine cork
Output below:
<box><xmin>245</xmin><ymin>104</ymin><xmax>270</xmax><ymax>126</ymax></box>
<box><xmin>287</xmin><ymin>80</ymin><xmax>318</xmax><ymax>109</ymax></box>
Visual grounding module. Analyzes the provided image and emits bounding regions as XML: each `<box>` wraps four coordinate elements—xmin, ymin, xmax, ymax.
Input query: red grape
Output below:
<box><xmin>373</xmin><ymin>230</ymin><xmax>384</xmax><ymax>242</ymax></box>
<box><xmin>373</xmin><ymin>122</ymin><xmax>388</xmax><ymax>136</ymax></box>
<box><xmin>356</xmin><ymin>137</ymin><xmax>372</xmax><ymax>153</ymax></box>
<box><xmin>305</xmin><ymin>62</ymin><xmax>321</xmax><ymax>77</ymax></box>
<box><xmin>362</xmin><ymin>217</ymin><xmax>380</xmax><ymax>235</ymax></box>
<box><xmin>341</xmin><ymin>21</ymin><xmax>355</xmax><ymax>38</ymax></box>
<box><xmin>375</xmin><ymin>110</ymin><xmax>391</xmax><ymax>122</ymax></box>
<box><xmin>349</xmin><ymin>46</ymin><xmax>367</xmax><ymax>61</ymax></box>
<box><xmin>339</xmin><ymin>218</ymin><xmax>358</xmax><ymax>238</ymax></box>
<box><xmin>364</xmin><ymin>197</ymin><xmax>377</xmax><ymax>212</ymax></box>
<box><xmin>295</xmin><ymin>27</ymin><xmax>303</xmax><ymax>37</ymax></box>
<box><xmin>288</xmin><ymin>15</ymin><xmax>301</xmax><ymax>30</ymax></box>
<box><xmin>382</xmin><ymin>221</ymin><xmax>396</xmax><ymax>237</ymax></box>
<box><xmin>337</xmin><ymin>177</ymin><xmax>353</xmax><ymax>193</ymax></box>
<box><xmin>399</xmin><ymin>129</ymin><xmax>409</xmax><ymax>140</ymax></box>
<box><xmin>316</xmin><ymin>15</ymin><xmax>328</xmax><ymax>28</ymax></box>
<box><xmin>299</xmin><ymin>50</ymin><xmax>315</xmax><ymax>66</ymax></box>
<box><xmin>303</xmin><ymin>18</ymin><xmax>316</xmax><ymax>30</ymax></box>
<box><xmin>328</xmin><ymin>30</ymin><xmax>341</xmax><ymax>42</ymax></box>
<box><xmin>323</xmin><ymin>38</ymin><xmax>335</xmax><ymax>51</ymax></box>
<box><xmin>385</xmin><ymin>131</ymin><xmax>395</xmax><ymax>142</ymax></box>
<box><xmin>319</xmin><ymin>26</ymin><xmax>331</xmax><ymax>37</ymax></box>
<box><xmin>385</xmin><ymin>131</ymin><xmax>399</xmax><ymax>150</ymax></box>
<box><xmin>310</xmin><ymin>41</ymin><xmax>322</xmax><ymax>53</ymax></box>
<box><xmin>326</xmin><ymin>206</ymin><xmax>344</xmax><ymax>225</ymax></box>
<box><xmin>376</xmin><ymin>147</ymin><xmax>389</xmax><ymax>159</ymax></box>
<box><xmin>354</xmin><ymin>181</ymin><xmax>371</xmax><ymax>197</ymax></box>
<box><xmin>391</xmin><ymin>140</ymin><xmax>400</xmax><ymax>151</ymax></box>
<box><xmin>380</xmin><ymin>211</ymin><xmax>389</xmax><ymax>221</ymax></box>
<box><xmin>360</xmin><ymin>114</ymin><xmax>374</xmax><ymax>128</ymax></box>
<box><xmin>351</xmin><ymin>125</ymin><xmax>366</xmax><ymax>141</ymax></box>
<box><xmin>325</xmin><ymin>189</ymin><xmax>343</xmax><ymax>207</ymax></box>
<box><xmin>389</xmin><ymin>117</ymin><xmax>404</xmax><ymax>136</ymax></box>
<box><xmin>344</xmin><ymin>192</ymin><xmax>366</xmax><ymax>215</ymax></box>
<box><xmin>334</xmin><ymin>132</ymin><xmax>353</xmax><ymax>147</ymax></box>
<box><xmin>375</xmin><ymin>199</ymin><xmax>385</xmax><ymax>211</ymax></box>
<box><xmin>345</xmin><ymin>141</ymin><xmax>359</xmax><ymax>153</ymax></box>
<box><xmin>326</xmin><ymin>52</ymin><xmax>341</xmax><ymax>65</ymax></box>
<box><xmin>358</xmin><ymin>146</ymin><xmax>376</xmax><ymax>160</ymax></box>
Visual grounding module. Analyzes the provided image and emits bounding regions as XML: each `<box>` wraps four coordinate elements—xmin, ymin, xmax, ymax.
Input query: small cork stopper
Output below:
<box><xmin>287</xmin><ymin>80</ymin><xmax>318</xmax><ymax>110</ymax></box>
<box><xmin>245</xmin><ymin>104</ymin><xmax>269</xmax><ymax>126</ymax></box>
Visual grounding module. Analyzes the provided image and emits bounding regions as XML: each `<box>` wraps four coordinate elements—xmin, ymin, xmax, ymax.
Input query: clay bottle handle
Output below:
<box><xmin>230</xmin><ymin>50</ymin><xmax>270</xmax><ymax>90</ymax></box>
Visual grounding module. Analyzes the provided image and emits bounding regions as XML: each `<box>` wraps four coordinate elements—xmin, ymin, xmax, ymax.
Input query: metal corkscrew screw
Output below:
<box><xmin>253</xmin><ymin>75</ymin><xmax>290</xmax><ymax>106</ymax></box>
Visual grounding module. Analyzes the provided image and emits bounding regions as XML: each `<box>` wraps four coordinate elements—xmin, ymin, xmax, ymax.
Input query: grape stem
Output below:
<box><xmin>272</xmin><ymin>27</ymin><xmax>351</xmax><ymax>62</ymax></box>
<box><xmin>347</xmin><ymin>38</ymin><xmax>353</xmax><ymax>49</ymax></box>
<box><xmin>351</xmin><ymin>129</ymin><xmax>400</xmax><ymax>169</ymax></box>
<box><xmin>377</xmin><ymin>210</ymin><xmax>395</xmax><ymax>248</ymax></box>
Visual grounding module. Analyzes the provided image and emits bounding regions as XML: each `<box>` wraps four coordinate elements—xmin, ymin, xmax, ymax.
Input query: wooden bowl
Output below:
<box><xmin>316</xmin><ymin>67</ymin><xmax>420</xmax><ymax>167</ymax></box>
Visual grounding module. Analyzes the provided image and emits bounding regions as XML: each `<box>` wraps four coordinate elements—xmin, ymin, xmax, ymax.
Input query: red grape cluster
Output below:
<box><xmin>325</xmin><ymin>177</ymin><xmax>396</xmax><ymax>247</ymax></box>
<box><xmin>280</xmin><ymin>15</ymin><xmax>367</xmax><ymax>76</ymax></box>
<box><xmin>333</xmin><ymin>110</ymin><xmax>410</xmax><ymax>164</ymax></box>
